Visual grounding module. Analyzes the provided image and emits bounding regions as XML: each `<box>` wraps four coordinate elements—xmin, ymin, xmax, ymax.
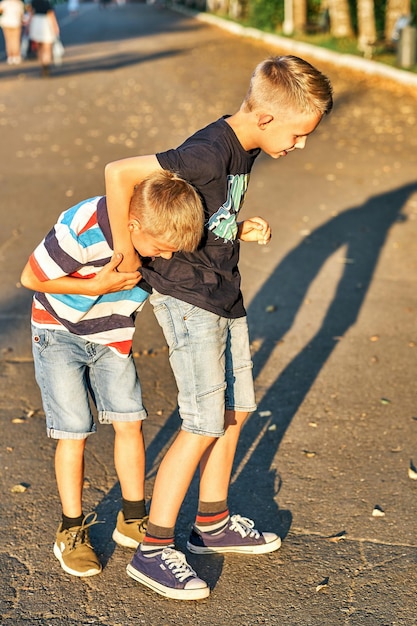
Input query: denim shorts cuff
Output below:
<box><xmin>98</xmin><ymin>409</ymin><xmax>148</xmax><ymax>424</ymax></box>
<box><xmin>181</xmin><ymin>425</ymin><xmax>225</xmax><ymax>437</ymax></box>
<box><xmin>47</xmin><ymin>428</ymin><xmax>94</xmax><ymax>440</ymax></box>
<box><xmin>226</xmin><ymin>404</ymin><xmax>257</xmax><ymax>413</ymax></box>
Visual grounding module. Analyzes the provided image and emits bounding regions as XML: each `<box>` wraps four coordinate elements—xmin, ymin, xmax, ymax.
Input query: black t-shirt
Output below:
<box><xmin>140</xmin><ymin>117</ymin><xmax>260</xmax><ymax>318</ymax></box>
<box><xmin>31</xmin><ymin>0</ymin><xmax>53</xmax><ymax>14</ymax></box>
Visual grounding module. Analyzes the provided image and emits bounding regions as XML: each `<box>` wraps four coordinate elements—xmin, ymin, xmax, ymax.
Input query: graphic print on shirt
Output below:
<box><xmin>207</xmin><ymin>173</ymin><xmax>250</xmax><ymax>241</ymax></box>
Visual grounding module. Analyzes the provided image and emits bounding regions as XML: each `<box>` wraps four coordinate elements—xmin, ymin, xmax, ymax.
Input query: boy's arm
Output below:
<box><xmin>105</xmin><ymin>154</ymin><xmax>162</xmax><ymax>271</ymax></box>
<box><xmin>20</xmin><ymin>254</ymin><xmax>141</xmax><ymax>295</ymax></box>
<box><xmin>237</xmin><ymin>217</ymin><xmax>271</xmax><ymax>245</ymax></box>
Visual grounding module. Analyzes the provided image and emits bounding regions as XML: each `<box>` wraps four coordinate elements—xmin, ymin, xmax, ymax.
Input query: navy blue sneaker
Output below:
<box><xmin>187</xmin><ymin>514</ymin><xmax>282</xmax><ymax>554</ymax></box>
<box><xmin>126</xmin><ymin>546</ymin><xmax>209</xmax><ymax>600</ymax></box>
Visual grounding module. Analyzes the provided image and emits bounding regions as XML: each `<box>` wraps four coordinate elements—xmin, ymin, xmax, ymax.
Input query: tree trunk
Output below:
<box><xmin>293</xmin><ymin>0</ymin><xmax>307</xmax><ymax>33</ymax></box>
<box><xmin>385</xmin><ymin>0</ymin><xmax>411</xmax><ymax>42</ymax></box>
<box><xmin>357</xmin><ymin>0</ymin><xmax>377</xmax><ymax>57</ymax></box>
<box><xmin>206</xmin><ymin>0</ymin><xmax>229</xmax><ymax>14</ymax></box>
<box><xmin>229</xmin><ymin>0</ymin><xmax>248</xmax><ymax>19</ymax></box>
<box><xmin>327</xmin><ymin>0</ymin><xmax>354</xmax><ymax>38</ymax></box>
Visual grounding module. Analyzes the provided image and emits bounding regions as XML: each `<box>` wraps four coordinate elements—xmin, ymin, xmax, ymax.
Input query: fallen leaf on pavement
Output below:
<box><xmin>11</xmin><ymin>483</ymin><xmax>29</xmax><ymax>493</ymax></box>
<box><xmin>408</xmin><ymin>460</ymin><xmax>417</xmax><ymax>480</ymax></box>
<box><xmin>316</xmin><ymin>577</ymin><xmax>329</xmax><ymax>592</ymax></box>
<box><xmin>328</xmin><ymin>530</ymin><xmax>347</xmax><ymax>542</ymax></box>
<box><xmin>372</xmin><ymin>505</ymin><xmax>385</xmax><ymax>517</ymax></box>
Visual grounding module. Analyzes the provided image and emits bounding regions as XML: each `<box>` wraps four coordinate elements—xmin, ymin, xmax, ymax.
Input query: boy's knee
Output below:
<box><xmin>113</xmin><ymin>420</ymin><xmax>143</xmax><ymax>435</ymax></box>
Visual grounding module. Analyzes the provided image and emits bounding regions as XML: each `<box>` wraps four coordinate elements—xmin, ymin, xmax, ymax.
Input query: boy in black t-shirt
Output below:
<box><xmin>104</xmin><ymin>55</ymin><xmax>333</xmax><ymax>600</ymax></box>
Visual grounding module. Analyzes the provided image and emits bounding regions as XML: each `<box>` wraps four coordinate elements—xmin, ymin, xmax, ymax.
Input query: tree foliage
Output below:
<box><xmin>205</xmin><ymin>0</ymin><xmax>417</xmax><ymax>38</ymax></box>
<box><xmin>248</xmin><ymin>0</ymin><xmax>284</xmax><ymax>30</ymax></box>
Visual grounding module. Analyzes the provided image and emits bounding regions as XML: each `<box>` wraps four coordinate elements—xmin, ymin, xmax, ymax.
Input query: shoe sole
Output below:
<box><xmin>126</xmin><ymin>563</ymin><xmax>210</xmax><ymax>600</ymax></box>
<box><xmin>186</xmin><ymin>535</ymin><xmax>282</xmax><ymax>555</ymax></box>
<box><xmin>53</xmin><ymin>543</ymin><xmax>102</xmax><ymax>577</ymax></box>
<box><xmin>112</xmin><ymin>527</ymin><xmax>140</xmax><ymax>549</ymax></box>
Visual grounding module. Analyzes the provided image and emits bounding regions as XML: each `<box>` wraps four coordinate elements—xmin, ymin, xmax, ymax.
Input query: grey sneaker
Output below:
<box><xmin>187</xmin><ymin>514</ymin><xmax>282</xmax><ymax>554</ymax></box>
<box><xmin>112</xmin><ymin>510</ymin><xmax>148</xmax><ymax>548</ymax></box>
<box><xmin>126</xmin><ymin>546</ymin><xmax>210</xmax><ymax>600</ymax></box>
<box><xmin>53</xmin><ymin>512</ymin><xmax>102</xmax><ymax>577</ymax></box>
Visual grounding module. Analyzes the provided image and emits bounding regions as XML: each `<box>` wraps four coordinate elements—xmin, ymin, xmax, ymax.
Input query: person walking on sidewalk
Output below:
<box><xmin>0</xmin><ymin>0</ymin><xmax>25</xmax><ymax>64</ymax></box>
<box><xmin>104</xmin><ymin>55</ymin><xmax>333</xmax><ymax>600</ymax></box>
<box><xmin>20</xmin><ymin>171</ymin><xmax>205</xmax><ymax>577</ymax></box>
<box><xmin>26</xmin><ymin>0</ymin><xmax>59</xmax><ymax>76</ymax></box>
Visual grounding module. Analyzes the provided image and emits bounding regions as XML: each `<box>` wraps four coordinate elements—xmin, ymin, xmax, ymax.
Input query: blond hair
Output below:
<box><xmin>129</xmin><ymin>170</ymin><xmax>204</xmax><ymax>253</ymax></box>
<box><xmin>242</xmin><ymin>55</ymin><xmax>333</xmax><ymax>117</ymax></box>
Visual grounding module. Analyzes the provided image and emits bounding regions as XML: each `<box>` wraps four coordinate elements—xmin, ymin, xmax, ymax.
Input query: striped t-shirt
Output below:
<box><xmin>29</xmin><ymin>196</ymin><xmax>149</xmax><ymax>357</ymax></box>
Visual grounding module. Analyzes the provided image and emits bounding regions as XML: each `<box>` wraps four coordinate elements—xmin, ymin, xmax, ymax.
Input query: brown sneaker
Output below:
<box><xmin>53</xmin><ymin>512</ymin><xmax>102</xmax><ymax>577</ymax></box>
<box><xmin>112</xmin><ymin>510</ymin><xmax>148</xmax><ymax>548</ymax></box>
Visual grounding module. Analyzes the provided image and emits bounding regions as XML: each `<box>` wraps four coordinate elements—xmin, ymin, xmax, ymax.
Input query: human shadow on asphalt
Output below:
<box><xmin>233</xmin><ymin>183</ymin><xmax>416</xmax><ymax>521</ymax></box>
<box><xmin>93</xmin><ymin>181</ymin><xmax>416</xmax><ymax>588</ymax></box>
<box><xmin>0</xmin><ymin>48</ymin><xmax>188</xmax><ymax>80</ymax></box>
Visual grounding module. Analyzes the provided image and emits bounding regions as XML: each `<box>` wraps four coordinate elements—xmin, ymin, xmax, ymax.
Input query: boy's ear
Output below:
<box><xmin>257</xmin><ymin>113</ymin><xmax>274</xmax><ymax>130</ymax></box>
<box><xmin>128</xmin><ymin>217</ymin><xmax>141</xmax><ymax>232</ymax></box>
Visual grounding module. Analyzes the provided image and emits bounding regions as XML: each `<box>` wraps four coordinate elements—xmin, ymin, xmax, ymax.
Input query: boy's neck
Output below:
<box><xmin>225</xmin><ymin>110</ymin><xmax>259</xmax><ymax>153</ymax></box>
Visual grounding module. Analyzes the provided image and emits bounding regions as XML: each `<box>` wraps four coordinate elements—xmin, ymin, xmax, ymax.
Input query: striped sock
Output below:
<box><xmin>140</xmin><ymin>521</ymin><xmax>175</xmax><ymax>554</ymax></box>
<box><xmin>194</xmin><ymin>500</ymin><xmax>229</xmax><ymax>533</ymax></box>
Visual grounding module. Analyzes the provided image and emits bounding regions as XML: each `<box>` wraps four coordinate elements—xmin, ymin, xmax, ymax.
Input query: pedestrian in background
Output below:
<box><xmin>0</xmin><ymin>0</ymin><xmax>25</xmax><ymax>65</ymax></box>
<box><xmin>27</xmin><ymin>0</ymin><xmax>59</xmax><ymax>76</ymax></box>
<box><xmin>67</xmin><ymin>0</ymin><xmax>79</xmax><ymax>15</ymax></box>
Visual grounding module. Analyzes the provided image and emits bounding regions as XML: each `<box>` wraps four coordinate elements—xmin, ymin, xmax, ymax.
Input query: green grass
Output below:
<box><xmin>288</xmin><ymin>32</ymin><xmax>417</xmax><ymax>73</ymax></box>
<box><xmin>208</xmin><ymin>11</ymin><xmax>417</xmax><ymax>74</ymax></box>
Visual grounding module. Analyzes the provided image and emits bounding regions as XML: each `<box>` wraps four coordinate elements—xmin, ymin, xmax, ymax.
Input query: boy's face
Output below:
<box><xmin>257</xmin><ymin>110</ymin><xmax>322</xmax><ymax>159</ymax></box>
<box><xmin>128</xmin><ymin>219</ymin><xmax>178</xmax><ymax>260</ymax></box>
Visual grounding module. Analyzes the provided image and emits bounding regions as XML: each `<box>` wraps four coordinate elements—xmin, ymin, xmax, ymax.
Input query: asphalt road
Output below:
<box><xmin>1</xmin><ymin>2</ymin><xmax>417</xmax><ymax>624</ymax></box>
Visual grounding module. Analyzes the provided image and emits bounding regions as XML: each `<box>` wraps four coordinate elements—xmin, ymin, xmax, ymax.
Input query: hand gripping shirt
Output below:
<box><xmin>141</xmin><ymin>116</ymin><xmax>260</xmax><ymax>319</ymax></box>
<box><xmin>29</xmin><ymin>196</ymin><xmax>150</xmax><ymax>357</ymax></box>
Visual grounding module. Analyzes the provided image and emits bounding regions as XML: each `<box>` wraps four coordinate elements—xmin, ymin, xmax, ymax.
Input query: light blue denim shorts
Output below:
<box><xmin>31</xmin><ymin>326</ymin><xmax>147</xmax><ymax>440</ymax></box>
<box><xmin>149</xmin><ymin>292</ymin><xmax>256</xmax><ymax>437</ymax></box>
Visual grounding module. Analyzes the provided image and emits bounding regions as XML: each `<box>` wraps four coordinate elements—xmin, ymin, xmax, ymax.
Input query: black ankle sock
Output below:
<box><xmin>61</xmin><ymin>513</ymin><xmax>84</xmax><ymax>530</ymax></box>
<box><xmin>122</xmin><ymin>498</ymin><xmax>147</xmax><ymax>521</ymax></box>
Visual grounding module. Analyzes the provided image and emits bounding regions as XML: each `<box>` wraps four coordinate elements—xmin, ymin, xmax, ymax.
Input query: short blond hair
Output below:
<box><xmin>129</xmin><ymin>170</ymin><xmax>204</xmax><ymax>253</ymax></box>
<box><xmin>242</xmin><ymin>55</ymin><xmax>333</xmax><ymax>117</ymax></box>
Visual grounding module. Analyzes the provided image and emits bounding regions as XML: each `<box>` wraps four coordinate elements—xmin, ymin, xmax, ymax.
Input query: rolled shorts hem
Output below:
<box><xmin>98</xmin><ymin>409</ymin><xmax>148</xmax><ymax>424</ymax></box>
<box><xmin>47</xmin><ymin>427</ymin><xmax>96</xmax><ymax>440</ymax></box>
<box><xmin>181</xmin><ymin>424</ymin><xmax>225</xmax><ymax>437</ymax></box>
<box><xmin>225</xmin><ymin>403</ymin><xmax>257</xmax><ymax>413</ymax></box>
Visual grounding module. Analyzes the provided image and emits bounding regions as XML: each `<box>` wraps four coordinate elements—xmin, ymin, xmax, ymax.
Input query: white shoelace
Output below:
<box><xmin>161</xmin><ymin>548</ymin><xmax>197</xmax><ymax>582</ymax></box>
<box><xmin>229</xmin><ymin>514</ymin><xmax>261</xmax><ymax>539</ymax></box>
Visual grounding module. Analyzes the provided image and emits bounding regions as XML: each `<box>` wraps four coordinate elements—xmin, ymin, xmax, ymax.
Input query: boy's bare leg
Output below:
<box><xmin>113</xmin><ymin>420</ymin><xmax>145</xmax><ymax>501</ymax></box>
<box><xmin>53</xmin><ymin>438</ymin><xmax>102</xmax><ymax>577</ymax></box>
<box><xmin>198</xmin><ymin>410</ymin><xmax>249</xmax><ymax>502</ymax></box>
<box><xmin>55</xmin><ymin>439</ymin><xmax>86</xmax><ymax>518</ymax></box>
<box><xmin>187</xmin><ymin>409</ymin><xmax>281</xmax><ymax>556</ymax></box>
<box><xmin>148</xmin><ymin>430</ymin><xmax>216</xmax><ymax>528</ymax></box>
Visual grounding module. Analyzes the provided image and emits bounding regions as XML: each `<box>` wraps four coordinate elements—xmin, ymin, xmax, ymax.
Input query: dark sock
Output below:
<box><xmin>61</xmin><ymin>513</ymin><xmax>84</xmax><ymax>531</ymax></box>
<box><xmin>122</xmin><ymin>498</ymin><xmax>147</xmax><ymax>521</ymax></box>
<box><xmin>195</xmin><ymin>500</ymin><xmax>229</xmax><ymax>532</ymax></box>
<box><xmin>141</xmin><ymin>521</ymin><xmax>175</xmax><ymax>551</ymax></box>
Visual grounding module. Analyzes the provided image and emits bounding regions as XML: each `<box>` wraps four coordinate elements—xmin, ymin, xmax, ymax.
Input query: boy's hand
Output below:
<box><xmin>237</xmin><ymin>217</ymin><xmax>271</xmax><ymax>245</ymax></box>
<box><xmin>90</xmin><ymin>253</ymin><xmax>141</xmax><ymax>294</ymax></box>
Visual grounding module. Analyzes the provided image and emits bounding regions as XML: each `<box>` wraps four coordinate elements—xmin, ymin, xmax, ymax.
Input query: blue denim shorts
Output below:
<box><xmin>31</xmin><ymin>326</ymin><xmax>147</xmax><ymax>440</ymax></box>
<box><xmin>149</xmin><ymin>292</ymin><xmax>256</xmax><ymax>437</ymax></box>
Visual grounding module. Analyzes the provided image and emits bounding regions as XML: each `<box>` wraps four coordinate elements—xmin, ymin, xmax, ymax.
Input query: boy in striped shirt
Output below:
<box><xmin>20</xmin><ymin>170</ymin><xmax>204</xmax><ymax>578</ymax></box>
